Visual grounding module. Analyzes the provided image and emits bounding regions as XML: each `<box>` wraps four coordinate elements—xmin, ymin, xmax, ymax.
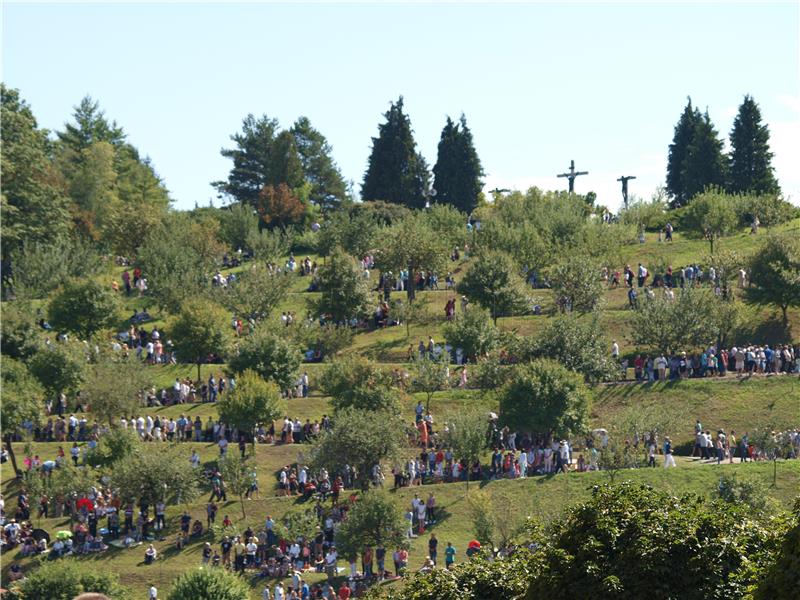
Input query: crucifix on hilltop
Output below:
<box><xmin>617</xmin><ymin>175</ymin><xmax>637</xmax><ymax>209</ymax></box>
<box><xmin>557</xmin><ymin>160</ymin><xmax>588</xmax><ymax>193</ymax></box>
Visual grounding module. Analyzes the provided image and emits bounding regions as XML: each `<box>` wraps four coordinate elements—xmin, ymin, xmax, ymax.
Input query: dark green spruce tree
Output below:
<box><xmin>290</xmin><ymin>117</ymin><xmax>348</xmax><ymax>211</ymax></box>
<box><xmin>361</xmin><ymin>96</ymin><xmax>429</xmax><ymax>208</ymax></box>
<box><xmin>269</xmin><ymin>130</ymin><xmax>305</xmax><ymax>190</ymax></box>
<box><xmin>728</xmin><ymin>95</ymin><xmax>780</xmax><ymax>195</ymax></box>
<box><xmin>432</xmin><ymin>114</ymin><xmax>484</xmax><ymax>214</ymax></box>
<box><xmin>666</xmin><ymin>97</ymin><xmax>702</xmax><ymax>207</ymax></box>
<box><xmin>681</xmin><ymin>110</ymin><xmax>728</xmax><ymax>202</ymax></box>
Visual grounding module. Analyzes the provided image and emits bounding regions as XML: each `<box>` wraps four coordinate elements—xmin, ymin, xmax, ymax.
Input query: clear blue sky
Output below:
<box><xmin>3</xmin><ymin>1</ymin><xmax>799</xmax><ymax>211</ymax></box>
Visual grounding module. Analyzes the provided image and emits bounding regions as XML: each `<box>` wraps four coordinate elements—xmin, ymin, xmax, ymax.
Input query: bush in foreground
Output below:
<box><xmin>166</xmin><ymin>567</ymin><xmax>250</xmax><ymax>600</ymax></box>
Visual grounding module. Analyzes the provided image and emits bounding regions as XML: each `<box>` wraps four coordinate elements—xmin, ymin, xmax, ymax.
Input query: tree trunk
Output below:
<box><xmin>4</xmin><ymin>436</ymin><xmax>20</xmax><ymax>478</ymax></box>
<box><xmin>197</xmin><ymin>360</ymin><xmax>202</xmax><ymax>382</ymax></box>
<box><xmin>407</xmin><ymin>266</ymin><xmax>416</xmax><ymax>302</ymax></box>
<box><xmin>781</xmin><ymin>305</ymin><xmax>788</xmax><ymax>326</ymax></box>
<box><xmin>240</xmin><ymin>495</ymin><xmax>246</xmax><ymax>518</ymax></box>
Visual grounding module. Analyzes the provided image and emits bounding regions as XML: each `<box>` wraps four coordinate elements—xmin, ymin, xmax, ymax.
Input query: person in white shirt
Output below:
<box><xmin>149</xmin><ymin>584</ymin><xmax>158</xmax><ymax>600</ymax></box>
<box><xmin>261</xmin><ymin>585</ymin><xmax>272</xmax><ymax>600</ymax></box>
<box><xmin>273</xmin><ymin>582</ymin><xmax>284</xmax><ymax>600</ymax></box>
<box><xmin>611</xmin><ymin>341</ymin><xmax>619</xmax><ymax>359</ymax></box>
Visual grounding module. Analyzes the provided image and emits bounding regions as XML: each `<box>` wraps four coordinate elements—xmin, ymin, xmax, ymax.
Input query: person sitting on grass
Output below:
<box><xmin>144</xmin><ymin>543</ymin><xmax>157</xmax><ymax>564</ymax></box>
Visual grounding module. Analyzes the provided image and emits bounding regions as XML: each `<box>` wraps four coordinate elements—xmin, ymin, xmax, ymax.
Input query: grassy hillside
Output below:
<box><xmin>3</xmin><ymin>455</ymin><xmax>798</xmax><ymax>598</ymax></box>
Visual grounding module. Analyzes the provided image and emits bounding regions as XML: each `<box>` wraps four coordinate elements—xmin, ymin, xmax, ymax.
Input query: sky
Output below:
<box><xmin>3</xmin><ymin>1</ymin><xmax>799</xmax><ymax>212</ymax></box>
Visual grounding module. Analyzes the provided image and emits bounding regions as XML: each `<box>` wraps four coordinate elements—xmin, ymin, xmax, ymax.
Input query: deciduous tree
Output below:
<box><xmin>499</xmin><ymin>359</ymin><xmax>590</xmax><ymax>439</ymax></box>
<box><xmin>217</xmin><ymin>369</ymin><xmax>284</xmax><ymax>451</ymax></box>
<box><xmin>169</xmin><ymin>299</ymin><xmax>232</xmax><ymax>380</ymax></box>
<box><xmin>47</xmin><ymin>279</ymin><xmax>120</xmax><ymax>339</ymax></box>
<box><xmin>747</xmin><ymin>232</ymin><xmax>800</xmax><ymax>325</ymax></box>
<box><xmin>335</xmin><ymin>490</ymin><xmax>407</xmax><ymax>558</ymax></box>
<box><xmin>310</xmin><ymin>247</ymin><xmax>371</xmax><ymax>323</ymax></box>
<box><xmin>457</xmin><ymin>251</ymin><xmax>530</xmax><ymax>323</ymax></box>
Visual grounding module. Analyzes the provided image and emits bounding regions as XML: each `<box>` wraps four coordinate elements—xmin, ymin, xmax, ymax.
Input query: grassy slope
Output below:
<box><xmin>4</xmin><ymin>221</ymin><xmax>800</xmax><ymax>597</ymax></box>
<box><xmin>3</xmin><ymin>460</ymin><xmax>798</xmax><ymax>598</ymax></box>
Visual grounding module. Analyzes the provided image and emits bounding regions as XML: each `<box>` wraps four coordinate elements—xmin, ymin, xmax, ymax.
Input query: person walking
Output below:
<box><xmin>663</xmin><ymin>437</ymin><xmax>676</xmax><ymax>468</ymax></box>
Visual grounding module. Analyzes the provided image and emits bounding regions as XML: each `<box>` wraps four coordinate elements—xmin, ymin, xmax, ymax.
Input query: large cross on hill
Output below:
<box><xmin>557</xmin><ymin>160</ymin><xmax>588</xmax><ymax>193</ymax></box>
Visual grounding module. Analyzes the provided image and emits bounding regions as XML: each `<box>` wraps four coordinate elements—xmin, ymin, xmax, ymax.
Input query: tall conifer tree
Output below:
<box><xmin>432</xmin><ymin>114</ymin><xmax>484</xmax><ymax>213</ymax></box>
<box><xmin>290</xmin><ymin>117</ymin><xmax>348</xmax><ymax>211</ymax></box>
<box><xmin>361</xmin><ymin>97</ymin><xmax>429</xmax><ymax>208</ymax></box>
<box><xmin>728</xmin><ymin>95</ymin><xmax>779</xmax><ymax>195</ymax></box>
<box><xmin>666</xmin><ymin>97</ymin><xmax>702</xmax><ymax>207</ymax></box>
<box><xmin>681</xmin><ymin>110</ymin><xmax>728</xmax><ymax>202</ymax></box>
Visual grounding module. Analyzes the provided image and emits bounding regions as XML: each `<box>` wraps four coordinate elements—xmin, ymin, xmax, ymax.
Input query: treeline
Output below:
<box><xmin>666</xmin><ymin>95</ymin><xmax>780</xmax><ymax>207</ymax></box>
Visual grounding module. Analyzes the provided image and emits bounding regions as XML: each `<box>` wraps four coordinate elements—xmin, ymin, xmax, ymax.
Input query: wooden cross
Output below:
<box><xmin>557</xmin><ymin>160</ymin><xmax>588</xmax><ymax>193</ymax></box>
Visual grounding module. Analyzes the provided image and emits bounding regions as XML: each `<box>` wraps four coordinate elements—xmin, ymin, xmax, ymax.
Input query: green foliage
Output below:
<box><xmin>410</xmin><ymin>355</ymin><xmax>450</xmax><ymax>412</ymax></box>
<box><xmin>667</xmin><ymin>98</ymin><xmax>703</xmax><ymax>206</ymax></box>
<box><xmin>335</xmin><ymin>489</ymin><xmax>407</xmax><ymax>558</ymax></box>
<box><xmin>375</xmin><ymin>211</ymin><xmax>448</xmax><ymax>301</ymax></box>
<box><xmin>629</xmin><ymin>288</ymin><xmax>733</xmax><ymax>354</ymax></box>
<box><xmin>391</xmin><ymin>296</ymin><xmax>436</xmax><ymax>339</ymax></box>
<box><xmin>617</xmin><ymin>197</ymin><xmax>668</xmax><ymax>231</ymax></box>
<box><xmin>0</xmin><ymin>85</ymin><xmax>71</xmax><ymax>250</ymax></box>
<box><xmin>280</xmin><ymin>507</ymin><xmax>321</xmax><ymax>542</ymax></box>
<box><xmin>86</xmin><ymin>427</ymin><xmax>141</xmax><ymax>468</ymax></box>
<box><xmin>432</xmin><ymin>114</ymin><xmax>484</xmax><ymax>213</ymax></box>
<box><xmin>309</xmin><ymin>323</ymin><xmax>354</xmax><ymax>358</ymax></box>
<box><xmin>290</xmin><ymin>116</ymin><xmax>348</xmax><ymax>210</ymax></box>
<box><xmin>0</xmin><ymin>301</ymin><xmax>40</xmax><ymax>359</ymax></box>
<box><xmin>217</xmin><ymin>369</ymin><xmax>284</xmax><ymax>440</ymax></box>
<box><xmin>444</xmin><ymin>408</ymin><xmax>488</xmax><ymax>485</ymax></box>
<box><xmin>728</xmin><ymin>95</ymin><xmax>780</xmax><ymax>195</ymax></box>
<box><xmin>222</xmin><ymin>263</ymin><xmax>292</xmax><ymax>321</ymax></box>
<box><xmin>442</xmin><ymin>309</ymin><xmax>502</xmax><ymax>362</ymax></box>
<box><xmin>747</xmin><ymin>232</ymin><xmax>800</xmax><ymax>323</ymax></box>
<box><xmin>215</xmin><ymin>113</ymin><xmax>345</xmax><ymax>210</ymax></box>
<box><xmin>457</xmin><ymin>251</ymin><xmax>530</xmax><ymax>322</ymax></box>
<box><xmin>308</xmin><ymin>407</ymin><xmax>406</xmax><ymax>490</ymax></box>
<box><xmin>753</xmin><ymin>498</ymin><xmax>800</xmax><ymax>600</ymax></box>
<box><xmin>28</xmin><ymin>342</ymin><xmax>85</xmax><ymax>397</ymax></box>
<box><xmin>316</xmin><ymin>209</ymin><xmax>380</xmax><ymax>258</ymax></box>
<box><xmin>246</xmin><ymin>226</ymin><xmax>291</xmax><ymax>263</ymax></box>
<box><xmin>8</xmin><ymin>559</ymin><xmax>130</xmax><ymax>600</ymax></box>
<box><xmin>526</xmin><ymin>482</ymin><xmax>785</xmax><ymax>600</ymax></box>
<box><xmin>218</xmin><ymin>454</ymin><xmax>254</xmax><ymax>517</ymax></box>
<box><xmin>9</xmin><ymin>236</ymin><xmax>102</xmax><ymax>301</ymax></box>
<box><xmin>218</xmin><ymin>202</ymin><xmax>258</xmax><ymax>251</ymax></box>
<box><xmin>227</xmin><ymin>327</ymin><xmax>301</xmax><ymax>391</ymax></box>
<box><xmin>738</xmin><ymin>193</ymin><xmax>797</xmax><ymax>228</ymax></box>
<box><xmin>321</xmin><ymin>355</ymin><xmax>399</xmax><ymax>412</ymax></box>
<box><xmin>423</xmin><ymin>203</ymin><xmax>469</xmax><ymax>249</ymax></box>
<box><xmin>682</xmin><ymin>111</ymin><xmax>729</xmax><ymax>203</ymax></box>
<box><xmin>139</xmin><ymin>212</ymin><xmax>224</xmax><ymax>301</ymax></box>
<box><xmin>520</xmin><ymin>314</ymin><xmax>619</xmax><ymax>383</ymax></box>
<box><xmin>377</xmin><ymin>553</ymin><xmax>533</xmax><ymax>600</ymax></box>
<box><xmin>548</xmin><ymin>255</ymin><xmax>604</xmax><ymax>313</ymax></box>
<box><xmin>47</xmin><ymin>278</ymin><xmax>120</xmax><ymax>339</ymax></box>
<box><xmin>111</xmin><ymin>443</ymin><xmax>200</xmax><ymax>507</ymax></box>
<box><xmin>361</xmin><ymin>96</ymin><xmax>429</xmax><ymax>209</ymax></box>
<box><xmin>169</xmin><ymin>299</ymin><xmax>233</xmax><ymax>379</ymax></box>
<box><xmin>0</xmin><ymin>357</ymin><xmax>43</xmax><ymax>472</ymax></box>
<box><xmin>310</xmin><ymin>247</ymin><xmax>371</xmax><ymax>323</ymax></box>
<box><xmin>716</xmin><ymin>473</ymin><xmax>772</xmax><ymax>513</ymax></box>
<box><xmin>499</xmin><ymin>359</ymin><xmax>590</xmax><ymax>438</ymax></box>
<box><xmin>166</xmin><ymin>566</ymin><xmax>251</xmax><ymax>600</ymax></box>
<box><xmin>82</xmin><ymin>350</ymin><xmax>151</xmax><ymax>423</ymax></box>
<box><xmin>682</xmin><ymin>187</ymin><xmax>740</xmax><ymax>251</ymax></box>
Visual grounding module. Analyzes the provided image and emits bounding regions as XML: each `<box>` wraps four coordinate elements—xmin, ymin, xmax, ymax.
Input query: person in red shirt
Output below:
<box><xmin>338</xmin><ymin>582</ymin><xmax>351</xmax><ymax>599</ymax></box>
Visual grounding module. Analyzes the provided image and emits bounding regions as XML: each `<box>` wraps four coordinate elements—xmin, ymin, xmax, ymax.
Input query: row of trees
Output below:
<box><xmin>666</xmin><ymin>95</ymin><xmax>779</xmax><ymax>206</ymax></box>
<box><xmin>1</xmin><ymin>88</ymin><xmax>170</xmax><ymax>255</ymax></box>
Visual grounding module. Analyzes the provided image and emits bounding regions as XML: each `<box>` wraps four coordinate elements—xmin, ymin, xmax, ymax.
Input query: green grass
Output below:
<box><xmin>4</xmin><ymin>459</ymin><xmax>798</xmax><ymax>599</ymax></box>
